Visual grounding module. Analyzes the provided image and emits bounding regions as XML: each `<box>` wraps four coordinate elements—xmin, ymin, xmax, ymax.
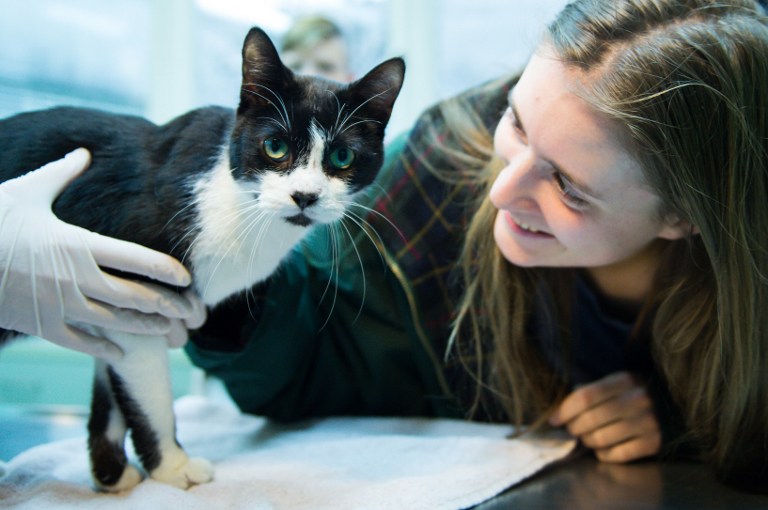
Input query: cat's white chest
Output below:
<box><xmin>191</xmin><ymin>221</ymin><xmax>308</xmax><ymax>305</ymax></box>
<box><xmin>188</xmin><ymin>153</ymin><xmax>312</xmax><ymax>306</ymax></box>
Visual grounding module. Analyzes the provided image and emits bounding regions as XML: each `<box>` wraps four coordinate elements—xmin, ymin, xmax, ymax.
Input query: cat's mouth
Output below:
<box><xmin>285</xmin><ymin>213</ymin><xmax>313</xmax><ymax>227</ymax></box>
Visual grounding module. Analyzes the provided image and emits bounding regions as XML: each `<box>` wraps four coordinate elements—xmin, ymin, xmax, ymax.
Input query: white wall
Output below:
<box><xmin>0</xmin><ymin>0</ymin><xmax>570</xmax><ymax>133</ymax></box>
<box><xmin>384</xmin><ymin>0</ymin><xmax>569</xmax><ymax>136</ymax></box>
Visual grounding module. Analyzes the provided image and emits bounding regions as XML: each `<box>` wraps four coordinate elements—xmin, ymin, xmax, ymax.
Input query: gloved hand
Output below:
<box><xmin>164</xmin><ymin>294</ymin><xmax>208</xmax><ymax>350</ymax></box>
<box><xmin>0</xmin><ymin>148</ymin><xmax>206</xmax><ymax>361</ymax></box>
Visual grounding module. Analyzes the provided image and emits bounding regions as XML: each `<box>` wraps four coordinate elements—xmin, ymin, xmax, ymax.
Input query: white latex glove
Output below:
<box><xmin>164</xmin><ymin>293</ymin><xmax>208</xmax><ymax>350</ymax></box>
<box><xmin>0</xmin><ymin>148</ymin><xmax>206</xmax><ymax>361</ymax></box>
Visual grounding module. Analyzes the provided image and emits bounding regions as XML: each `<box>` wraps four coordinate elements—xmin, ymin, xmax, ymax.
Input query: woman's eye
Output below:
<box><xmin>329</xmin><ymin>146</ymin><xmax>355</xmax><ymax>170</ymax></box>
<box><xmin>263</xmin><ymin>137</ymin><xmax>289</xmax><ymax>160</ymax></box>
<box><xmin>552</xmin><ymin>172</ymin><xmax>589</xmax><ymax>210</ymax></box>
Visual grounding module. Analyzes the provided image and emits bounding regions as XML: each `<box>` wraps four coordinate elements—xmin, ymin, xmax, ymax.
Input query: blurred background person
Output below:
<box><xmin>280</xmin><ymin>15</ymin><xmax>353</xmax><ymax>82</ymax></box>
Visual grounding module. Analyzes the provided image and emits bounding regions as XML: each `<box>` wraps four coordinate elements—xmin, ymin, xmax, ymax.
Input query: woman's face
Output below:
<box><xmin>491</xmin><ymin>48</ymin><xmax>685</xmax><ymax>270</ymax></box>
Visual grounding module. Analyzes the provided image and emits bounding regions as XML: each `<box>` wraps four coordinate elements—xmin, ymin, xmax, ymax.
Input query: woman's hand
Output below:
<box><xmin>0</xmin><ymin>148</ymin><xmax>206</xmax><ymax>361</ymax></box>
<box><xmin>549</xmin><ymin>371</ymin><xmax>661</xmax><ymax>463</ymax></box>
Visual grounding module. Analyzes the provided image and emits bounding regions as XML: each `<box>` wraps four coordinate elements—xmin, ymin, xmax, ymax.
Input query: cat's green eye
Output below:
<box><xmin>263</xmin><ymin>137</ymin><xmax>289</xmax><ymax>160</ymax></box>
<box><xmin>329</xmin><ymin>147</ymin><xmax>355</xmax><ymax>170</ymax></box>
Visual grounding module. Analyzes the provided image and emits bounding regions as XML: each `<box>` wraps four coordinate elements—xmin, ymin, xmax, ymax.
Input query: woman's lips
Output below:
<box><xmin>503</xmin><ymin>211</ymin><xmax>553</xmax><ymax>237</ymax></box>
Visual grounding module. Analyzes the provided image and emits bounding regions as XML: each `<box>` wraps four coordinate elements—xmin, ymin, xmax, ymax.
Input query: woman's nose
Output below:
<box><xmin>489</xmin><ymin>150</ymin><xmax>539</xmax><ymax>207</ymax></box>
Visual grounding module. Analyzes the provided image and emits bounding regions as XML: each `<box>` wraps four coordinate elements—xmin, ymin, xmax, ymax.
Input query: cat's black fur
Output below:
<box><xmin>0</xmin><ymin>106</ymin><xmax>223</xmax><ymax>259</ymax></box>
<box><xmin>0</xmin><ymin>27</ymin><xmax>404</xmax><ymax>491</ymax></box>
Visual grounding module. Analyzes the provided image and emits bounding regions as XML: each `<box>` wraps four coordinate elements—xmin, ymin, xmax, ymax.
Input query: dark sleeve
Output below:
<box><xmin>185</xmin><ymin>246</ymin><xmax>324</xmax><ymax>418</ymax></box>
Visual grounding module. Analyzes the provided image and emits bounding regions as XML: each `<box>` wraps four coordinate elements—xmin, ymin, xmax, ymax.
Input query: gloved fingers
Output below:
<box><xmin>85</xmin><ymin>230</ymin><xmax>192</xmax><ymax>288</ymax></box>
<box><xmin>50</xmin><ymin>325</ymin><xmax>124</xmax><ymax>362</ymax></box>
<box><xmin>80</xmin><ymin>270</ymin><xmax>198</xmax><ymax>320</ymax></box>
<box><xmin>182</xmin><ymin>290</ymin><xmax>207</xmax><ymax>330</ymax></box>
<box><xmin>66</xmin><ymin>298</ymin><xmax>175</xmax><ymax>337</ymax></box>
<box><xmin>7</xmin><ymin>148</ymin><xmax>92</xmax><ymax>201</ymax></box>
<box><xmin>165</xmin><ymin>318</ymin><xmax>189</xmax><ymax>349</ymax></box>
<box><xmin>160</xmin><ymin>293</ymin><xmax>205</xmax><ymax>350</ymax></box>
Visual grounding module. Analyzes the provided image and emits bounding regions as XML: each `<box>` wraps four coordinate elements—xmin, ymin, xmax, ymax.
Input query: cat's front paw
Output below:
<box><xmin>94</xmin><ymin>464</ymin><xmax>143</xmax><ymax>493</ymax></box>
<box><xmin>150</xmin><ymin>456</ymin><xmax>214</xmax><ymax>489</ymax></box>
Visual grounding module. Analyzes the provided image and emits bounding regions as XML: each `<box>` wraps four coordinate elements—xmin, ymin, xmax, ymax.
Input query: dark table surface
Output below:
<box><xmin>2</xmin><ymin>405</ymin><xmax>767</xmax><ymax>509</ymax></box>
<box><xmin>476</xmin><ymin>451</ymin><xmax>768</xmax><ymax>509</ymax></box>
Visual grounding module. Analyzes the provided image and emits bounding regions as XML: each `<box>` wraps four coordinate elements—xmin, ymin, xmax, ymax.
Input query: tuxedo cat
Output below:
<box><xmin>0</xmin><ymin>27</ymin><xmax>404</xmax><ymax>491</ymax></box>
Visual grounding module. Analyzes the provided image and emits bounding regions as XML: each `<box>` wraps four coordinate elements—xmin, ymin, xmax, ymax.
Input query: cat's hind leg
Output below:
<box><xmin>88</xmin><ymin>360</ymin><xmax>143</xmax><ymax>492</ymax></box>
<box><xmin>107</xmin><ymin>333</ymin><xmax>213</xmax><ymax>489</ymax></box>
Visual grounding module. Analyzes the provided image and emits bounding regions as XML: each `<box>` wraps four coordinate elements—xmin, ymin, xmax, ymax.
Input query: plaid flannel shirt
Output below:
<box><xmin>366</xmin><ymin>75</ymin><xmax>515</xmax><ymax>343</ymax></box>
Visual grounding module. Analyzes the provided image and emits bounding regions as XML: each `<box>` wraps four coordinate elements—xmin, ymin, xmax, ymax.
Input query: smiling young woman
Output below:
<box><xmin>447</xmin><ymin>0</ymin><xmax>768</xmax><ymax>490</ymax></box>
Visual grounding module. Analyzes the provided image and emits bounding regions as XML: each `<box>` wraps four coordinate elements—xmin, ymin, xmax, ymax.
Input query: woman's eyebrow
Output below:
<box><xmin>507</xmin><ymin>87</ymin><xmax>603</xmax><ymax>201</ymax></box>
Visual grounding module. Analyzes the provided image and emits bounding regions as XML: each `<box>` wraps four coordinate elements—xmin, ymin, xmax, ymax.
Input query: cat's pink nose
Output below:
<box><xmin>291</xmin><ymin>192</ymin><xmax>319</xmax><ymax>210</ymax></box>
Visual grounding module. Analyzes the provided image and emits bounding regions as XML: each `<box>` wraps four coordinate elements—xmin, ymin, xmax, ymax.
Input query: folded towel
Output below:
<box><xmin>0</xmin><ymin>395</ymin><xmax>576</xmax><ymax>510</ymax></box>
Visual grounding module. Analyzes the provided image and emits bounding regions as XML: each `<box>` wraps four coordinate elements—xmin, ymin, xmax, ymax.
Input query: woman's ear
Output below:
<box><xmin>657</xmin><ymin>215</ymin><xmax>700</xmax><ymax>240</ymax></box>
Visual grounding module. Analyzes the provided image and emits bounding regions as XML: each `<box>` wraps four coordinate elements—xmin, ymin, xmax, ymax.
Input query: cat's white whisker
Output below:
<box><xmin>335</xmin><ymin>88</ymin><xmax>393</xmax><ymax>135</ymax></box>
<box><xmin>334</xmin><ymin>110</ymin><xmax>354</xmax><ymax>138</ymax></box>
<box><xmin>317</xmin><ymin>223</ymin><xmax>341</xmax><ymax>332</ymax></box>
<box><xmin>252</xmin><ymin>83</ymin><xmax>290</xmax><ymax>125</ymax></box>
<box><xmin>367</xmin><ymin>182</ymin><xmax>391</xmax><ymax>200</ymax></box>
<box><xmin>337</xmin><ymin>218</ymin><xmax>367</xmax><ymax>324</ymax></box>
<box><xmin>175</xmin><ymin>229</ymin><xmax>199</xmax><ymax>266</ymax></box>
<box><xmin>197</xmin><ymin>204</ymin><xmax>274</xmax><ymax>301</ymax></box>
<box><xmin>187</xmin><ymin>192</ymin><xmax>265</xmax><ymax>293</ymax></box>
<box><xmin>242</xmin><ymin>85</ymin><xmax>289</xmax><ymax>131</ymax></box>
<box><xmin>340</xmin><ymin>210</ymin><xmax>387</xmax><ymax>274</ymax></box>
<box><xmin>247</xmin><ymin>213</ymin><xmax>275</xmax><ymax>280</ymax></box>
<box><xmin>330</xmin><ymin>92</ymin><xmax>344</xmax><ymax>136</ymax></box>
<box><xmin>169</xmin><ymin>226</ymin><xmax>204</xmax><ymax>265</ymax></box>
<box><xmin>316</xmin><ymin>224</ymin><xmax>336</xmax><ymax>307</ymax></box>
<box><xmin>344</xmin><ymin>201</ymin><xmax>405</xmax><ymax>245</ymax></box>
<box><xmin>340</xmin><ymin>118</ymin><xmax>382</xmax><ymax>135</ymax></box>
<box><xmin>258</xmin><ymin>116</ymin><xmax>288</xmax><ymax>132</ymax></box>
<box><xmin>163</xmin><ymin>199</ymin><xmax>201</xmax><ymax>259</ymax></box>
<box><xmin>163</xmin><ymin>200</ymin><xmax>198</xmax><ymax>231</ymax></box>
<box><xmin>232</xmin><ymin>207</ymin><xmax>271</xmax><ymax>259</ymax></box>
<box><xmin>243</xmin><ymin>224</ymin><xmax>267</xmax><ymax>285</ymax></box>
<box><xmin>197</xmin><ymin>209</ymin><xmax>261</xmax><ymax>264</ymax></box>
<box><xmin>326</xmin><ymin>92</ymin><xmax>354</xmax><ymax>140</ymax></box>
<box><xmin>209</xmin><ymin>205</ymin><xmax>272</xmax><ymax>299</ymax></box>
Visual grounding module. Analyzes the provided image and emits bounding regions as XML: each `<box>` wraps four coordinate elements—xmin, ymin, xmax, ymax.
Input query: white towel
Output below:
<box><xmin>0</xmin><ymin>395</ymin><xmax>576</xmax><ymax>510</ymax></box>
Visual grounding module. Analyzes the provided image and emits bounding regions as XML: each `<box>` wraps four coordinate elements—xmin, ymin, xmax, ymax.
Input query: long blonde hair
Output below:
<box><xmin>449</xmin><ymin>0</ymin><xmax>768</xmax><ymax>479</ymax></box>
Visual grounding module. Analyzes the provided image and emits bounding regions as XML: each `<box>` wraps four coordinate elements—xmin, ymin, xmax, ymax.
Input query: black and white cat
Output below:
<box><xmin>0</xmin><ymin>27</ymin><xmax>404</xmax><ymax>491</ymax></box>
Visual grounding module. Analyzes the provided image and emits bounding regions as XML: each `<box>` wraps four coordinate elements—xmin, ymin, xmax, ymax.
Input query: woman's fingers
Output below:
<box><xmin>550</xmin><ymin>372</ymin><xmax>636</xmax><ymax>426</ymax></box>
<box><xmin>550</xmin><ymin>371</ymin><xmax>662</xmax><ymax>463</ymax></box>
<box><xmin>565</xmin><ymin>386</ymin><xmax>653</xmax><ymax>436</ymax></box>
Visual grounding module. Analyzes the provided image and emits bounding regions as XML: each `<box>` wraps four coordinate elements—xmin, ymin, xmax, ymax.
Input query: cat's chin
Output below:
<box><xmin>285</xmin><ymin>213</ymin><xmax>313</xmax><ymax>227</ymax></box>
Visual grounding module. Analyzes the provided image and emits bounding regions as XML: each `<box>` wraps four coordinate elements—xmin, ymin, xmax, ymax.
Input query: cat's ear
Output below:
<box><xmin>347</xmin><ymin>57</ymin><xmax>406</xmax><ymax>125</ymax></box>
<box><xmin>239</xmin><ymin>27</ymin><xmax>292</xmax><ymax>112</ymax></box>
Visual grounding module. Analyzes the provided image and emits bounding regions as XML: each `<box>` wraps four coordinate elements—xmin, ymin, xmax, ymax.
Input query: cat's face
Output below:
<box><xmin>229</xmin><ymin>27</ymin><xmax>405</xmax><ymax>228</ymax></box>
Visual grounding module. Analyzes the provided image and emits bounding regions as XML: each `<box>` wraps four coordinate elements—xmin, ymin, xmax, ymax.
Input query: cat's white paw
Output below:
<box><xmin>95</xmin><ymin>464</ymin><xmax>143</xmax><ymax>493</ymax></box>
<box><xmin>150</xmin><ymin>456</ymin><xmax>214</xmax><ymax>489</ymax></box>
